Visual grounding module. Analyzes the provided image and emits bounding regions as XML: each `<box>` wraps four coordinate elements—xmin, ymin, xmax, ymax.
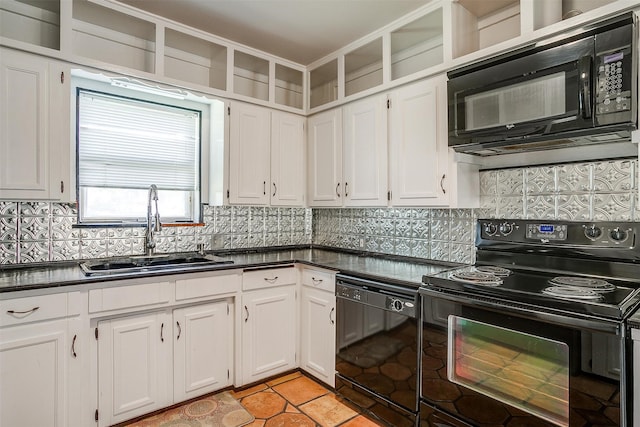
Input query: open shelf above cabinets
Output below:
<box><xmin>345</xmin><ymin>37</ymin><xmax>383</xmax><ymax>97</ymax></box>
<box><xmin>391</xmin><ymin>7</ymin><xmax>444</xmax><ymax>81</ymax></box>
<box><xmin>310</xmin><ymin>59</ymin><xmax>338</xmax><ymax>109</ymax></box>
<box><xmin>233</xmin><ymin>50</ymin><xmax>269</xmax><ymax>102</ymax></box>
<box><xmin>275</xmin><ymin>64</ymin><xmax>304</xmax><ymax>110</ymax></box>
<box><xmin>163</xmin><ymin>28</ymin><xmax>227</xmax><ymax>91</ymax></box>
<box><xmin>72</xmin><ymin>0</ymin><xmax>156</xmax><ymax>74</ymax></box>
<box><xmin>0</xmin><ymin>0</ymin><xmax>61</xmax><ymax>51</ymax></box>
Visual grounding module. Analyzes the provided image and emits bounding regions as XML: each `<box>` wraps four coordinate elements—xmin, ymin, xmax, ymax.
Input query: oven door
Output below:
<box><xmin>420</xmin><ymin>288</ymin><xmax>627</xmax><ymax>427</ymax></box>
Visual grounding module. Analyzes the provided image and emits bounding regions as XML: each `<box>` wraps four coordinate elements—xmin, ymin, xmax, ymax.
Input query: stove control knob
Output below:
<box><xmin>390</xmin><ymin>299</ymin><xmax>404</xmax><ymax>312</ymax></box>
<box><xmin>584</xmin><ymin>225</ymin><xmax>602</xmax><ymax>240</ymax></box>
<box><xmin>484</xmin><ymin>223</ymin><xmax>498</xmax><ymax>236</ymax></box>
<box><xmin>499</xmin><ymin>222</ymin><xmax>513</xmax><ymax>236</ymax></box>
<box><xmin>610</xmin><ymin>227</ymin><xmax>628</xmax><ymax>242</ymax></box>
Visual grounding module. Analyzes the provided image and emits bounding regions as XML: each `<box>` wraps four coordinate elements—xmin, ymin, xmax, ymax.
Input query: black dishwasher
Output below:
<box><xmin>335</xmin><ymin>274</ymin><xmax>420</xmax><ymax>427</ymax></box>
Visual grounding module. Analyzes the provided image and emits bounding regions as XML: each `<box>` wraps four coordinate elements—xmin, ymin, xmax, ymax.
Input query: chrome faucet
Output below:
<box><xmin>145</xmin><ymin>184</ymin><xmax>161</xmax><ymax>256</ymax></box>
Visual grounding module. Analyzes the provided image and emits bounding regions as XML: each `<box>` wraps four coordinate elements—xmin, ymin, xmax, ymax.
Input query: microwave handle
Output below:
<box><xmin>578</xmin><ymin>55</ymin><xmax>592</xmax><ymax>119</ymax></box>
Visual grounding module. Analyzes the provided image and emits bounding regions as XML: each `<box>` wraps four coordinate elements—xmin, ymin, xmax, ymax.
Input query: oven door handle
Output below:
<box><xmin>419</xmin><ymin>288</ymin><xmax>620</xmax><ymax>334</ymax></box>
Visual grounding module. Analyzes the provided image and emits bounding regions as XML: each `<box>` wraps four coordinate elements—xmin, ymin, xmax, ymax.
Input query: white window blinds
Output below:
<box><xmin>77</xmin><ymin>90</ymin><xmax>200</xmax><ymax>191</ymax></box>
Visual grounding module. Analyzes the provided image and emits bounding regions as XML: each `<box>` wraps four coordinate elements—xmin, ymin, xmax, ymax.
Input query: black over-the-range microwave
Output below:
<box><xmin>447</xmin><ymin>12</ymin><xmax>637</xmax><ymax>155</ymax></box>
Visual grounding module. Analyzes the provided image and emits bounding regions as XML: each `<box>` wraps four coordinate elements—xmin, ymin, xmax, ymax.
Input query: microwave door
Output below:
<box><xmin>455</xmin><ymin>62</ymin><xmax>591</xmax><ymax>140</ymax></box>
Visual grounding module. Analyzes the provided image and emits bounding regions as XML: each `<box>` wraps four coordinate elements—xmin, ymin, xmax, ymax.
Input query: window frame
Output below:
<box><xmin>73</xmin><ymin>78</ymin><xmax>209</xmax><ymax>226</ymax></box>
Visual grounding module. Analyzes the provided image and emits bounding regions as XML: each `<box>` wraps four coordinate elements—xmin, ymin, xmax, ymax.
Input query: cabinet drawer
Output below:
<box><xmin>89</xmin><ymin>281</ymin><xmax>171</xmax><ymax>313</ymax></box>
<box><xmin>176</xmin><ymin>272</ymin><xmax>241</xmax><ymax>300</ymax></box>
<box><xmin>0</xmin><ymin>293</ymin><xmax>69</xmax><ymax>326</ymax></box>
<box><xmin>243</xmin><ymin>266</ymin><xmax>297</xmax><ymax>290</ymax></box>
<box><xmin>301</xmin><ymin>268</ymin><xmax>335</xmax><ymax>292</ymax></box>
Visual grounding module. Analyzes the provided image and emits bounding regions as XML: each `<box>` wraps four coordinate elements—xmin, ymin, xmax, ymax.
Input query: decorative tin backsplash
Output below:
<box><xmin>1</xmin><ymin>158</ymin><xmax>636</xmax><ymax>266</ymax></box>
<box><xmin>478</xmin><ymin>158</ymin><xmax>638</xmax><ymax>221</ymax></box>
<box><xmin>0</xmin><ymin>204</ymin><xmax>311</xmax><ymax>265</ymax></box>
<box><xmin>312</xmin><ymin>208</ymin><xmax>475</xmax><ymax>264</ymax></box>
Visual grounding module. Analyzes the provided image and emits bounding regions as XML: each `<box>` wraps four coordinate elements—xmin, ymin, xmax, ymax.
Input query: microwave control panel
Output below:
<box><xmin>595</xmin><ymin>22</ymin><xmax>634</xmax><ymax>120</ymax></box>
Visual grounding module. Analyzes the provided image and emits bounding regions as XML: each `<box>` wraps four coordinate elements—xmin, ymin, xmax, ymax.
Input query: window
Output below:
<box><xmin>77</xmin><ymin>89</ymin><xmax>201</xmax><ymax>224</ymax></box>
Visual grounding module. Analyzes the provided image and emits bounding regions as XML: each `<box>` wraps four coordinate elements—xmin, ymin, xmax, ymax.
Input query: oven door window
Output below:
<box><xmin>448</xmin><ymin>315</ymin><xmax>569</xmax><ymax>427</ymax></box>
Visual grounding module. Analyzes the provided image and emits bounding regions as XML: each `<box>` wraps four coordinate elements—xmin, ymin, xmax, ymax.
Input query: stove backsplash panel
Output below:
<box><xmin>478</xmin><ymin>158</ymin><xmax>638</xmax><ymax>221</ymax></box>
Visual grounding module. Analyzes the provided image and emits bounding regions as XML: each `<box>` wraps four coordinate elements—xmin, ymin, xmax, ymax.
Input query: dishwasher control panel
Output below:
<box><xmin>336</xmin><ymin>280</ymin><xmax>417</xmax><ymax>318</ymax></box>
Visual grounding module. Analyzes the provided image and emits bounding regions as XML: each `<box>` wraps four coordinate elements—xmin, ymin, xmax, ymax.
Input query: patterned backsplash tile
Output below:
<box><xmin>0</xmin><ymin>157</ymin><xmax>636</xmax><ymax>266</ymax></box>
<box><xmin>0</xmin><ymin>204</ymin><xmax>312</xmax><ymax>265</ymax></box>
<box><xmin>478</xmin><ymin>158</ymin><xmax>637</xmax><ymax>221</ymax></box>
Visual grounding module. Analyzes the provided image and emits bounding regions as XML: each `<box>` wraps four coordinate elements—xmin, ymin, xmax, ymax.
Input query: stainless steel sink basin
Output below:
<box><xmin>80</xmin><ymin>253</ymin><xmax>233</xmax><ymax>276</ymax></box>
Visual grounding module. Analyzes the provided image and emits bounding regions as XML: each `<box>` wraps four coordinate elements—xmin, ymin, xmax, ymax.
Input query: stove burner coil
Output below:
<box><xmin>542</xmin><ymin>286</ymin><xmax>603</xmax><ymax>300</ymax></box>
<box><xmin>449</xmin><ymin>270</ymin><xmax>503</xmax><ymax>286</ymax></box>
<box><xmin>475</xmin><ymin>266</ymin><xmax>512</xmax><ymax>277</ymax></box>
<box><xmin>548</xmin><ymin>276</ymin><xmax>616</xmax><ymax>292</ymax></box>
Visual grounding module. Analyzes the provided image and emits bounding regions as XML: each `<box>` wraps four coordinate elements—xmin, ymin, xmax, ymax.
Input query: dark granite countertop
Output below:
<box><xmin>0</xmin><ymin>247</ymin><xmax>459</xmax><ymax>293</ymax></box>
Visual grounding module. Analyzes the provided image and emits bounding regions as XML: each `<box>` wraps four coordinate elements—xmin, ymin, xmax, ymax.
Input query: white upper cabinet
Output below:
<box><xmin>343</xmin><ymin>95</ymin><xmax>388</xmax><ymax>206</ymax></box>
<box><xmin>228</xmin><ymin>104</ymin><xmax>306</xmax><ymax>207</ymax></box>
<box><xmin>228</xmin><ymin>102</ymin><xmax>271</xmax><ymax>205</ymax></box>
<box><xmin>270</xmin><ymin>111</ymin><xmax>305</xmax><ymax>206</ymax></box>
<box><xmin>307</xmin><ymin>108</ymin><xmax>343</xmax><ymax>207</ymax></box>
<box><xmin>0</xmin><ymin>48</ymin><xmax>71</xmax><ymax>201</ymax></box>
<box><xmin>389</xmin><ymin>75</ymin><xmax>479</xmax><ymax>207</ymax></box>
<box><xmin>388</xmin><ymin>76</ymin><xmax>448</xmax><ymax>206</ymax></box>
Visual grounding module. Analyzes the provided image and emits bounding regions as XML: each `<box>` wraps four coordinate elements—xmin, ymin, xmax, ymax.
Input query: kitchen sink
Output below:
<box><xmin>80</xmin><ymin>253</ymin><xmax>233</xmax><ymax>276</ymax></box>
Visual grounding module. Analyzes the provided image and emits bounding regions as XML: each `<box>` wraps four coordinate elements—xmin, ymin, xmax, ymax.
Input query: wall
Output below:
<box><xmin>0</xmin><ymin>204</ymin><xmax>311</xmax><ymax>264</ymax></box>
<box><xmin>0</xmin><ymin>158</ymin><xmax>636</xmax><ymax>266</ymax></box>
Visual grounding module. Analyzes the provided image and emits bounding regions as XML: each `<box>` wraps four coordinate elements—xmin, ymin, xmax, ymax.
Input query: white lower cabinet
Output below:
<box><xmin>300</xmin><ymin>286</ymin><xmax>336</xmax><ymax>387</ymax></box>
<box><xmin>241</xmin><ymin>285</ymin><xmax>296</xmax><ymax>385</ymax></box>
<box><xmin>0</xmin><ymin>319</ymin><xmax>70</xmax><ymax>427</ymax></box>
<box><xmin>174</xmin><ymin>301</ymin><xmax>232</xmax><ymax>402</ymax></box>
<box><xmin>96</xmin><ymin>300</ymin><xmax>233</xmax><ymax>426</ymax></box>
<box><xmin>299</xmin><ymin>267</ymin><xmax>336</xmax><ymax>387</ymax></box>
<box><xmin>97</xmin><ymin>311</ymin><xmax>173</xmax><ymax>427</ymax></box>
<box><xmin>0</xmin><ymin>291</ymin><xmax>81</xmax><ymax>427</ymax></box>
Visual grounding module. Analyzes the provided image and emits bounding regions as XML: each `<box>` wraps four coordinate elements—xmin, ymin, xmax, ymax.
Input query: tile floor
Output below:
<box><xmin>231</xmin><ymin>371</ymin><xmax>383</xmax><ymax>427</ymax></box>
<box><xmin>128</xmin><ymin>371</ymin><xmax>383</xmax><ymax>427</ymax></box>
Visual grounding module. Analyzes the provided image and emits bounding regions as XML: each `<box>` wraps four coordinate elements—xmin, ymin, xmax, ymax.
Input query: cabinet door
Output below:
<box><xmin>0</xmin><ymin>49</ymin><xmax>63</xmax><ymax>200</ymax></box>
<box><xmin>97</xmin><ymin>311</ymin><xmax>172</xmax><ymax>427</ymax></box>
<box><xmin>228</xmin><ymin>102</ymin><xmax>270</xmax><ymax>205</ymax></box>
<box><xmin>271</xmin><ymin>111</ymin><xmax>305</xmax><ymax>206</ymax></box>
<box><xmin>307</xmin><ymin>108</ymin><xmax>343</xmax><ymax>206</ymax></box>
<box><xmin>241</xmin><ymin>286</ymin><xmax>296</xmax><ymax>384</ymax></box>
<box><xmin>388</xmin><ymin>76</ymin><xmax>449</xmax><ymax>206</ymax></box>
<box><xmin>0</xmin><ymin>319</ymin><xmax>69</xmax><ymax>427</ymax></box>
<box><xmin>343</xmin><ymin>95</ymin><xmax>388</xmax><ymax>206</ymax></box>
<box><xmin>300</xmin><ymin>287</ymin><xmax>336</xmax><ymax>387</ymax></box>
<box><xmin>173</xmin><ymin>301</ymin><xmax>231</xmax><ymax>402</ymax></box>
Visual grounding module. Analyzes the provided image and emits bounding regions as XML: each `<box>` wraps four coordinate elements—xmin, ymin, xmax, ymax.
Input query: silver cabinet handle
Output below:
<box><xmin>7</xmin><ymin>306</ymin><xmax>39</xmax><ymax>315</ymax></box>
<box><xmin>264</xmin><ymin>276</ymin><xmax>278</xmax><ymax>283</ymax></box>
<box><xmin>244</xmin><ymin>305</ymin><xmax>249</xmax><ymax>322</ymax></box>
<box><xmin>71</xmin><ymin>334</ymin><xmax>77</xmax><ymax>358</ymax></box>
<box><xmin>176</xmin><ymin>321</ymin><xmax>182</xmax><ymax>340</ymax></box>
<box><xmin>440</xmin><ymin>174</ymin><xmax>446</xmax><ymax>194</ymax></box>
<box><xmin>312</xmin><ymin>277</ymin><xmax>323</xmax><ymax>285</ymax></box>
<box><xmin>160</xmin><ymin>322</ymin><xmax>164</xmax><ymax>342</ymax></box>
<box><xmin>273</xmin><ymin>182</ymin><xmax>277</xmax><ymax>197</ymax></box>
<box><xmin>330</xmin><ymin>307</ymin><xmax>335</xmax><ymax>325</ymax></box>
<box><xmin>336</xmin><ymin>183</ymin><xmax>341</xmax><ymax>197</ymax></box>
